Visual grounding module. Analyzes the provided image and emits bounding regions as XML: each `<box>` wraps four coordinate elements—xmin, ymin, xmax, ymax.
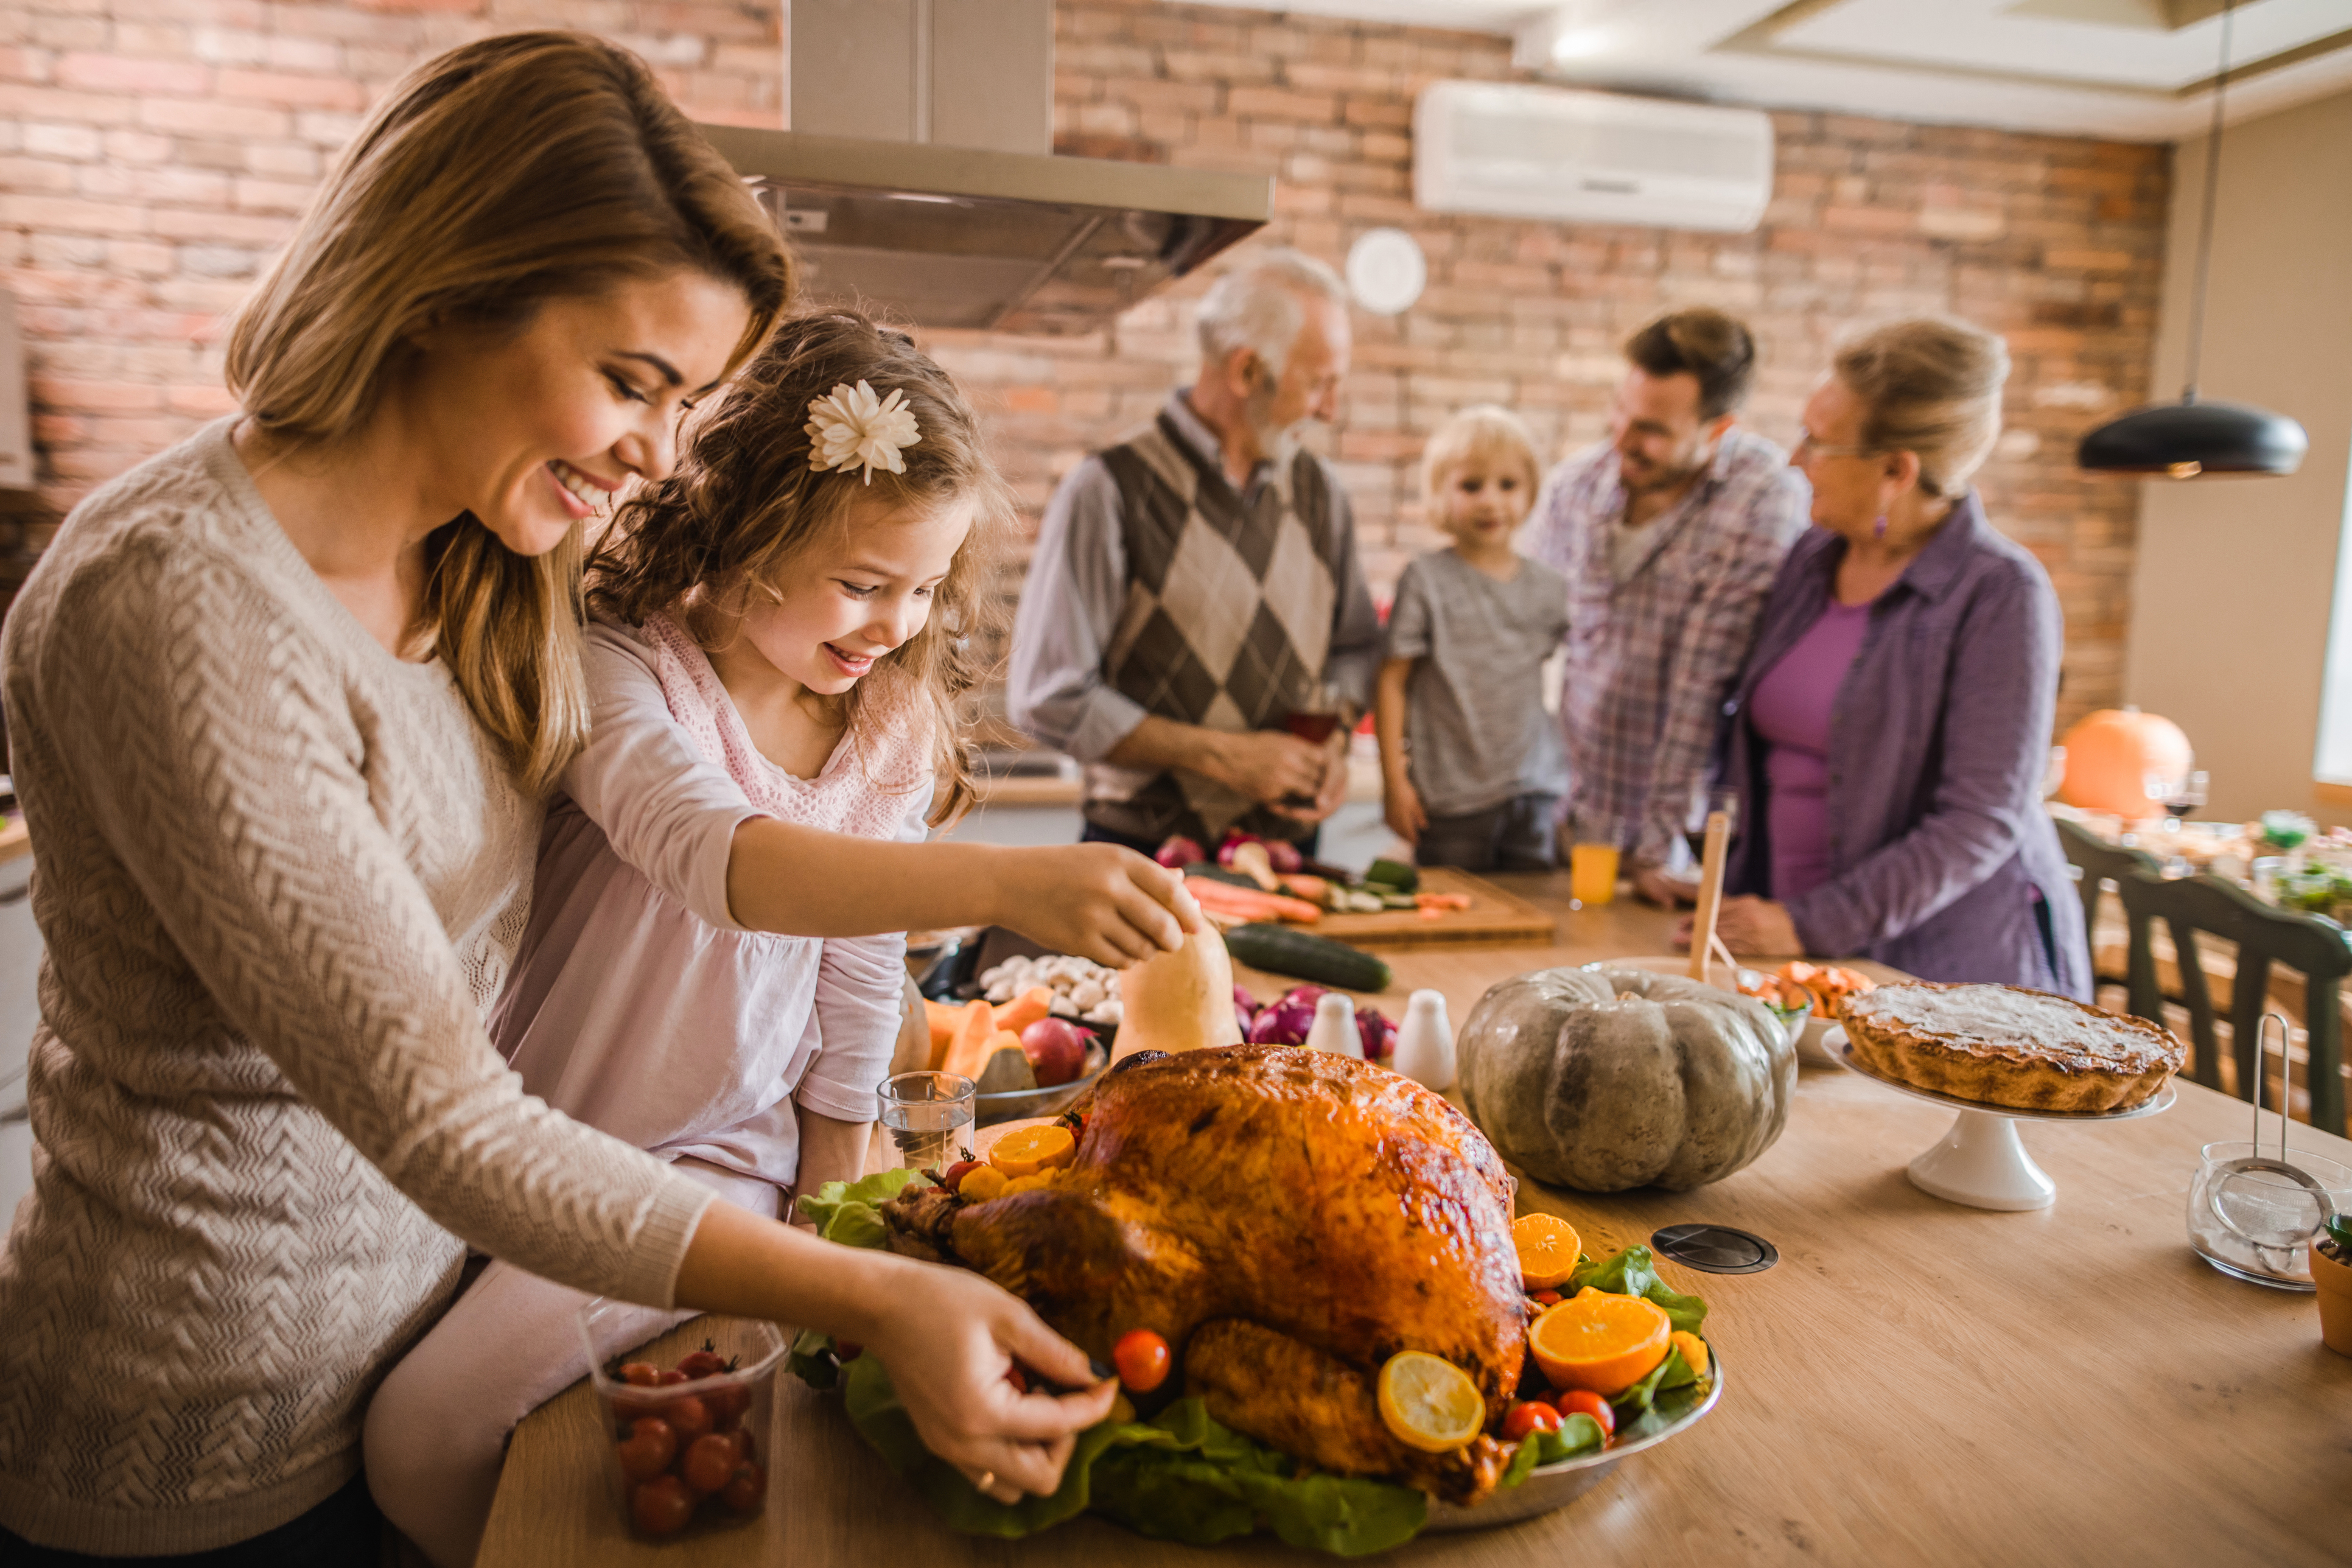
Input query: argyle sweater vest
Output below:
<box><xmin>1085</xmin><ymin>411</ymin><xmax>1340</xmax><ymax>846</ymax></box>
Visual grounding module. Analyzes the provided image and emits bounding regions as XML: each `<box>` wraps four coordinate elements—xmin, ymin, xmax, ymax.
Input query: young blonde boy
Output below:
<box><xmin>1375</xmin><ymin>406</ymin><xmax>1572</xmax><ymax>871</ymax></box>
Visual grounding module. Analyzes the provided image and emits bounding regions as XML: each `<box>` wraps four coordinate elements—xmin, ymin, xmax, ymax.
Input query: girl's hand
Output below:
<box><xmin>997</xmin><ymin>845</ymin><xmax>1202</xmax><ymax>967</ymax></box>
<box><xmin>1383</xmin><ymin>776</ymin><xmax>1427</xmax><ymax>845</ymax></box>
<box><xmin>865</xmin><ymin>1265</ymin><xmax>1119</xmax><ymax>1504</ymax></box>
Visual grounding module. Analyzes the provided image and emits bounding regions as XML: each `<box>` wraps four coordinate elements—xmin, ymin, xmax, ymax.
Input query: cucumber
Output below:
<box><xmin>1222</xmin><ymin>923</ymin><xmax>1391</xmax><ymax>992</ymax></box>
<box><xmin>1365</xmin><ymin>858</ymin><xmax>1419</xmax><ymax>894</ymax></box>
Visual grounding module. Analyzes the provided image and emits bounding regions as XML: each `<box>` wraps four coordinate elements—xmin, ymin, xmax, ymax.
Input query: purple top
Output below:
<box><xmin>1721</xmin><ymin>494</ymin><xmax>2090</xmax><ymax>998</ymax></box>
<box><xmin>1748</xmin><ymin>599</ymin><xmax>1871</xmax><ymax>901</ymax></box>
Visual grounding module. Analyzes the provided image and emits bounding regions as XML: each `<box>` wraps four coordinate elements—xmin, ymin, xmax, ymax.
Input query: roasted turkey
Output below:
<box><xmin>881</xmin><ymin>1045</ymin><xmax>1527</xmax><ymax>1502</ymax></box>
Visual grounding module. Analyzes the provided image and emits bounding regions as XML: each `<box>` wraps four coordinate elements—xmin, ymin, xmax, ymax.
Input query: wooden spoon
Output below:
<box><xmin>1685</xmin><ymin>810</ymin><xmax>1732</xmax><ymax>987</ymax></box>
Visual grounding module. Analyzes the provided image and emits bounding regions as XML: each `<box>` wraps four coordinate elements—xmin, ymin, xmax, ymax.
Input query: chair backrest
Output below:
<box><xmin>2054</xmin><ymin>817</ymin><xmax>2158</xmax><ymax>986</ymax></box>
<box><xmin>2115</xmin><ymin>869</ymin><xmax>2351</xmax><ymax>1135</ymax></box>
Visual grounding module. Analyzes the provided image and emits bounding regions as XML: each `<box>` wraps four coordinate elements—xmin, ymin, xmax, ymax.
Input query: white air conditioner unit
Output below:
<box><xmin>1413</xmin><ymin>82</ymin><xmax>1773</xmax><ymax>234</ymax></box>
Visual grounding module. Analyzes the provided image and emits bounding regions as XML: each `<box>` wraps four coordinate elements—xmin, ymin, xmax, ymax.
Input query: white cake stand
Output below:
<box><xmin>1822</xmin><ymin>1027</ymin><xmax>2175</xmax><ymax>1211</ymax></box>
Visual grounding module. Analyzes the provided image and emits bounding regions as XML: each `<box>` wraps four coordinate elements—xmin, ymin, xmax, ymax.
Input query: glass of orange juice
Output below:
<box><xmin>1568</xmin><ymin>811</ymin><xmax>1625</xmax><ymax>908</ymax></box>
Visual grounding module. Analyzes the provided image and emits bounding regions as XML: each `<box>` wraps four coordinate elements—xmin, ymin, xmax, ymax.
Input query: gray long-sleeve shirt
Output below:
<box><xmin>1006</xmin><ymin>391</ymin><xmax>1382</xmax><ymax>763</ymax></box>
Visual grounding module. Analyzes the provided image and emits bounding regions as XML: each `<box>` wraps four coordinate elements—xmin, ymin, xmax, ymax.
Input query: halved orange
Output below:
<box><xmin>1511</xmin><ymin>1213</ymin><xmax>1582</xmax><ymax>1291</ymax></box>
<box><xmin>989</xmin><ymin>1124</ymin><xmax>1075</xmax><ymax>1178</ymax></box>
<box><xmin>1376</xmin><ymin>1351</ymin><xmax>1484</xmax><ymax>1454</ymax></box>
<box><xmin>1670</xmin><ymin>1329</ymin><xmax>1710</xmax><ymax>1379</ymax></box>
<box><xmin>1529</xmin><ymin>1293</ymin><xmax>1672</xmax><ymax>1397</ymax></box>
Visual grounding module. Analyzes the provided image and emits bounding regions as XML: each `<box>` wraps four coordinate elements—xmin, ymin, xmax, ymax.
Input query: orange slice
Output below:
<box><xmin>1529</xmin><ymin>1293</ymin><xmax>1672</xmax><ymax>1397</ymax></box>
<box><xmin>1511</xmin><ymin>1214</ymin><xmax>1582</xmax><ymax>1291</ymax></box>
<box><xmin>1669</xmin><ymin>1329</ymin><xmax>1710</xmax><ymax>1379</ymax></box>
<box><xmin>957</xmin><ymin>1166</ymin><xmax>1009</xmax><ymax>1203</ymax></box>
<box><xmin>989</xmin><ymin>1124</ymin><xmax>1076</xmax><ymax>1178</ymax></box>
<box><xmin>1376</xmin><ymin>1351</ymin><xmax>1484</xmax><ymax>1454</ymax></box>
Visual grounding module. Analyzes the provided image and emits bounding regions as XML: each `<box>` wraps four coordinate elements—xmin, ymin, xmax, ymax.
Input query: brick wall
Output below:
<box><xmin>0</xmin><ymin>0</ymin><xmax>2165</xmax><ymax>729</ymax></box>
<box><xmin>0</xmin><ymin>0</ymin><xmax>782</xmax><ymax>583</ymax></box>
<box><xmin>930</xmin><ymin>0</ymin><xmax>2170</xmax><ymax>731</ymax></box>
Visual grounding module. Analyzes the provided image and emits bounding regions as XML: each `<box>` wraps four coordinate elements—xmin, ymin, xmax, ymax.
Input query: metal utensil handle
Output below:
<box><xmin>2257</xmin><ymin>1011</ymin><xmax>2289</xmax><ymax>1163</ymax></box>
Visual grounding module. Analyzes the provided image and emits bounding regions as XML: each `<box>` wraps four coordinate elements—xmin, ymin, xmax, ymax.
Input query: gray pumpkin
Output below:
<box><xmin>1456</xmin><ymin>965</ymin><xmax>1796</xmax><ymax>1192</ymax></box>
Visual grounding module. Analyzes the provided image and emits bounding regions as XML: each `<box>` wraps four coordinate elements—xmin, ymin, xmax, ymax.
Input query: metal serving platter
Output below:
<box><xmin>1424</xmin><ymin>1351</ymin><xmax>1725</xmax><ymax>1531</ymax></box>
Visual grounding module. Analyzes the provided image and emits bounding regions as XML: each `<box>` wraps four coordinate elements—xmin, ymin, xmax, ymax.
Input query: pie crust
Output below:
<box><xmin>1838</xmin><ymin>983</ymin><xmax>2185</xmax><ymax>1113</ymax></box>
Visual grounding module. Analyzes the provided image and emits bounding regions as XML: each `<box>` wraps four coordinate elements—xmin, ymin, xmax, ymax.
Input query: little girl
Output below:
<box><xmin>1376</xmin><ymin>405</ymin><xmax>1572</xmax><ymax>871</ymax></box>
<box><xmin>364</xmin><ymin>312</ymin><xmax>1192</xmax><ymax>1566</ymax></box>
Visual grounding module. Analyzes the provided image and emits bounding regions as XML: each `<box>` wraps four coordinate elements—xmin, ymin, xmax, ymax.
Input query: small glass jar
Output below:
<box><xmin>2186</xmin><ymin>1143</ymin><xmax>2352</xmax><ymax>1289</ymax></box>
<box><xmin>577</xmin><ymin>1303</ymin><xmax>786</xmax><ymax>1541</ymax></box>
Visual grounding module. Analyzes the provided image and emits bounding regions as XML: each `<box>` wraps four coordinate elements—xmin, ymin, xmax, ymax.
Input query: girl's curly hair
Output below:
<box><xmin>586</xmin><ymin>309</ymin><xmax>1010</xmax><ymax>825</ymax></box>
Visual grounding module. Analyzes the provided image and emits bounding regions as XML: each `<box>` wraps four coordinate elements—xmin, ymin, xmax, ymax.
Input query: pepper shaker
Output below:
<box><xmin>1304</xmin><ymin>992</ymin><xmax>1362</xmax><ymax>1058</ymax></box>
<box><xmin>1392</xmin><ymin>989</ymin><xmax>1455</xmax><ymax>1090</ymax></box>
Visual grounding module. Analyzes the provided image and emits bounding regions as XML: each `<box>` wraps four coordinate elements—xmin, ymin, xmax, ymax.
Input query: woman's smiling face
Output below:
<box><xmin>406</xmin><ymin>269</ymin><xmax>749</xmax><ymax>557</ymax></box>
<box><xmin>737</xmin><ymin>491</ymin><xmax>978</xmax><ymax>696</ymax></box>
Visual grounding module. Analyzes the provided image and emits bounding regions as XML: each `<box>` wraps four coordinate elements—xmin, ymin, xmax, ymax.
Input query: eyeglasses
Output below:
<box><xmin>1790</xmin><ymin>430</ymin><xmax>1881</xmax><ymax>462</ymax></box>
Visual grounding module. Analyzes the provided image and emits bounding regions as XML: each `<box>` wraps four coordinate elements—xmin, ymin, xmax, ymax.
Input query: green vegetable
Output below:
<box><xmin>1500</xmin><ymin>1412</ymin><xmax>1606</xmax><ymax>1488</ymax></box>
<box><xmin>842</xmin><ymin>1357</ymin><xmax>1425</xmax><ymax>1556</ymax></box>
<box><xmin>1365</xmin><ymin>858</ymin><xmax>1419</xmax><ymax>893</ymax></box>
<box><xmin>1569</xmin><ymin>1245</ymin><xmax>1709</xmax><ymax>1335</ymax></box>
<box><xmin>1222</xmin><ymin>924</ymin><xmax>1391</xmax><ymax>992</ymax></box>
<box><xmin>795</xmin><ymin>1166</ymin><xmax>929</xmax><ymax>1248</ymax></box>
<box><xmin>2325</xmin><ymin>1213</ymin><xmax>2352</xmax><ymax>1256</ymax></box>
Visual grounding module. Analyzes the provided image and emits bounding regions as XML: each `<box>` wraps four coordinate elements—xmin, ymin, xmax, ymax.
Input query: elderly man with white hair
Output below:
<box><xmin>1008</xmin><ymin>247</ymin><xmax>1381</xmax><ymax>855</ymax></box>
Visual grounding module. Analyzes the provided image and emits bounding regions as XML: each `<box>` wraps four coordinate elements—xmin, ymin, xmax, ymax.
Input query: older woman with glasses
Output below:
<box><xmin>1702</xmin><ymin>317</ymin><xmax>2090</xmax><ymax>996</ymax></box>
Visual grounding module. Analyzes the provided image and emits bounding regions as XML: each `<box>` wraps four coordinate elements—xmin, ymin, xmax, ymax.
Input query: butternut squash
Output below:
<box><xmin>945</xmin><ymin>1023</ymin><xmax>1024</xmax><ymax>1084</ymax></box>
<box><xmin>1112</xmin><ymin>926</ymin><xmax>1244</xmax><ymax>1062</ymax></box>
<box><xmin>992</xmin><ymin>985</ymin><xmax>1053</xmax><ymax>1036</ymax></box>
<box><xmin>937</xmin><ymin>999</ymin><xmax>995</xmax><ymax>1078</ymax></box>
<box><xmin>922</xmin><ymin>999</ymin><xmax>964</xmax><ymax>1068</ymax></box>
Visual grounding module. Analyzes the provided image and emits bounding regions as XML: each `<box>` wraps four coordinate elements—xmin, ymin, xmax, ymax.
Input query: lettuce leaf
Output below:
<box><xmin>795</xmin><ymin>1166</ymin><xmax>929</xmax><ymax>1247</ymax></box>
<box><xmin>1569</xmin><ymin>1244</ymin><xmax>1708</xmax><ymax>1335</ymax></box>
<box><xmin>839</xmin><ymin>1356</ymin><xmax>1425</xmax><ymax>1556</ymax></box>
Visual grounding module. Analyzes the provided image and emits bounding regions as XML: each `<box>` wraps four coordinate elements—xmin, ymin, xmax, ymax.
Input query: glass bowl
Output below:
<box><xmin>576</xmin><ymin>1303</ymin><xmax>786</xmax><ymax>1541</ymax></box>
<box><xmin>2186</xmin><ymin>1143</ymin><xmax>2351</xmax><ymax>1290</ymax></box>
<box><xmin>973</xmin><ymin>1038</ymin><xmax>1108</xmax><ymax>1126</ymax></box>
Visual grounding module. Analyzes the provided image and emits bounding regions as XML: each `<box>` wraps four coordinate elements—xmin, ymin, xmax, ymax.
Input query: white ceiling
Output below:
<box><xmin>1186</xmin><ymin>0</ymin><xmax>2352</xmax><ymax>139</ymax></box>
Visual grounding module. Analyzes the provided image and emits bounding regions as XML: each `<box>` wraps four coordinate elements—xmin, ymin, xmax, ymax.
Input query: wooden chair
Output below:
<box><xmin>2115</xmin><ymin>868</ymin><xmax>2351</xmax><ymax>1136</ymax></box>
<box><xmin>2054</xmin><ymin>816</ymin><xmax>2158</xmax><ymax>999</ymax></box>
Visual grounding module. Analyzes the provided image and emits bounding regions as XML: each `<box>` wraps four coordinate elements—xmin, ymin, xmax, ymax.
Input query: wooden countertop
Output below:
<box><xmin>478</xmin><ymin>881</ymin><xmax>2350</xmax><ymax>1567</ymax></box>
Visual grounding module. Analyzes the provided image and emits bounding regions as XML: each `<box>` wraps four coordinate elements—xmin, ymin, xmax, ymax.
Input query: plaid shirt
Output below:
<box><xmin>1527</xmin><ymin>426</ymin><xmax>1809</xmax><ymax>867</ymax></box>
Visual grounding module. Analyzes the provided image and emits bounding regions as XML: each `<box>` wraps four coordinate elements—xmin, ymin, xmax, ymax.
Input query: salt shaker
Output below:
<box><xmin>1391</xmin><ymin>989</ymin><xmax>1455</xmax><ymax>1090</ymax></box>
<box><xmin>1304</xmin><ymin>992</ymin><xmax>1362</xmax><ymax>1058</ymax></box>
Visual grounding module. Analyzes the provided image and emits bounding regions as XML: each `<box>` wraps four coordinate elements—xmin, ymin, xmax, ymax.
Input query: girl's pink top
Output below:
<box><xmin>489</xmin><ymin>614</ymin><xmax>932</xmax><ymax>1190</ymax></box>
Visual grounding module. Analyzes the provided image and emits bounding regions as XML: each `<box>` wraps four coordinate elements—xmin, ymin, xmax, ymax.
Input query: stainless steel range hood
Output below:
<box><xmin>699</xmin><ymin>0</ymin><xmax>1269</xmax><ymax>335</ymax></box>
<box><xmin>701</xmin><ymin>125</ymin><xmax>1271</xmax><ymax>336</ymax></box>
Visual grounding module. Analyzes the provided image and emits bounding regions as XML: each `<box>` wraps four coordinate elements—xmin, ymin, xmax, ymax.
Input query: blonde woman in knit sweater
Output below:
<box><xmin>0</xmin><ymin>35</ymin><xmax>1182</xmax><ymax>1565</ymax></box>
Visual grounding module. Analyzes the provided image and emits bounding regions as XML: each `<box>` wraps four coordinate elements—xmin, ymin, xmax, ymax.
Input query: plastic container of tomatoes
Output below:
<box><xmin>576</xmin><ymin>1302</ymin><xmax>788</xmax><ymax>1543</ymax></box>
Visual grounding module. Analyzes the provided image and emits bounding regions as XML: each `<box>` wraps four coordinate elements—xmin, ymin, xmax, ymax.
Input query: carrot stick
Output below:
<box><xmin>1189</xmin><ymin>880</ymin><xmax>1323</xmax><ymax>923</ymax></box>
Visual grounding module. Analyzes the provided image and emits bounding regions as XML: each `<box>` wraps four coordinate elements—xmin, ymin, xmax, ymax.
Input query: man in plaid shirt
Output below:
<box><xmin>1527</xmin><ymin>307</ymin><xmax>1810</xmax><ymax>903</ymax></box>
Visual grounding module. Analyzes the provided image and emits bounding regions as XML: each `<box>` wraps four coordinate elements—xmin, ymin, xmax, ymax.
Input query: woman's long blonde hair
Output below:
<box><xmin>225</xmin><ymin>31</ymin><xmax>791</xmax><ymax>794</ymax></box>
<box><xmin>587</xmin><ymin>311</ymin><xmax>1011</xmax><ymax>827</ymax></box>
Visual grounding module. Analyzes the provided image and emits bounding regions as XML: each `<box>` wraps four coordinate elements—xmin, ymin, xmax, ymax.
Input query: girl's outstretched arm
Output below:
<box><xmin>725</xmin><ymin>824</ymin><xmax>1199</xmax><ymax>967</ymax></box>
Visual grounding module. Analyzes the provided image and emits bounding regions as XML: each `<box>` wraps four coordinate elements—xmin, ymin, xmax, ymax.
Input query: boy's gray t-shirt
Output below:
<box><xmin>1384</xmin><ymin>548</ymin><xmax>1573</xmax><ymax>817</ymax></box>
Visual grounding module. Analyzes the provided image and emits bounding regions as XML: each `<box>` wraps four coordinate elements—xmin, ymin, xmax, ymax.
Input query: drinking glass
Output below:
<box><xmin>1568</xmin><ymin>810</ymin><xmax>1626</xmax><ymax>909</ymax></box>
<box><xmin>877</xmin><ymin>1071</ymin><xmax>976</xmax><ymax>1173</ymax></box>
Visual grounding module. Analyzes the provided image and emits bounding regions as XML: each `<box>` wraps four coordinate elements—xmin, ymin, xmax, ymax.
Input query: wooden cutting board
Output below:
<box><xmin>1309</xmin><ymin>867</ymin><xmax>1555</xmax><ymax>947</ymax></box>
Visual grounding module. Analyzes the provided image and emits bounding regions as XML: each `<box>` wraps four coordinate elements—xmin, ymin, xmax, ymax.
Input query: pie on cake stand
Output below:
<box><xmin>1824</xmin><ymin>984</ymin><xmax>2183</xmax><ymax>1211</ymax></box>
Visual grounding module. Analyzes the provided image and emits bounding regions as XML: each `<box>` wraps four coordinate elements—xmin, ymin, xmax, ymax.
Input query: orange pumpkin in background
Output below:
<box><xmin>2059</xmin><ymin>707</ymin><xmax>2193</xmax><ymax>819</ymax></box>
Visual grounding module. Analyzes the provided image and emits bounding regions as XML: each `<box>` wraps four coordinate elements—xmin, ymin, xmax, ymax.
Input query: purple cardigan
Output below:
<box><xmin>1721</xmin><ymin>494</ymin><xmax>2090</xmax><ymax>998</ymax></box>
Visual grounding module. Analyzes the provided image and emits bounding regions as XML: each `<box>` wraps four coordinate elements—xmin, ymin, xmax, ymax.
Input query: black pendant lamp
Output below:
<box><xmin>2077</xmin><ymin>0</ymin><xmax>2308</xmax><ymax>479</ymax></box>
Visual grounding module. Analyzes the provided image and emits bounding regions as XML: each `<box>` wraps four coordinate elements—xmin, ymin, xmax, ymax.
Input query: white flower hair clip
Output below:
<box><xmin>806</xmin><ymin>380</ymin><xmax>921</xmax><ymax>484</ymax></box>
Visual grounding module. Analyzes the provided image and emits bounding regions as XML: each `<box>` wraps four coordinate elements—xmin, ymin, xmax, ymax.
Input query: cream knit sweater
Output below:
<box><xmin>0</xmin><ymin>421</ymin><xmax>716</xmax><ymax>1555</ymax></box>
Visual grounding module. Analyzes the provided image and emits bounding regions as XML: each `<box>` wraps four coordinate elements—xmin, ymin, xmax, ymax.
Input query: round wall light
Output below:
<box><xmin>1346</xmin><ymin>226</ymin><xmax>1427</xmax><ymax>317</ymax></box>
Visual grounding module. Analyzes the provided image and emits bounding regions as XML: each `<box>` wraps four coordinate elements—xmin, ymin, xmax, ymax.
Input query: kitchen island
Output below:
<box><xmin>477</xmin><ymin>880</ymin><xmax>2349</xmax><ymax>1567</ymax></box>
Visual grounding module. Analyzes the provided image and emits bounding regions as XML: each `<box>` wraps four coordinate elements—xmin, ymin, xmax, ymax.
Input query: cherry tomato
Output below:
<box><xmin>630</xmin><ymin>1474</ymin><xmax>696</xmax><ymax>1537</ymax></box>
<box><xmin>681</xmin><ymin>1432</ymin><xmax>741</xmax><ymax>1495</ymax></box>
<box><xmin>618</xmin><ymin>1362</ymin><xmax>662</xmax><ymax>1387</ymax></box>
<box><xmin>734</xmin><ymin>1427</ymin><xmax>756</xmax><ymax>1463</ymax></box>
<box><xmin>702</xmin><ymin>1380</ymin><xmax>750</xmax><ymax>1432</ymax></box>
<box><xmin>1558</xmin><ymin>1388</ymin><xmax>1615</xmax><ymax>1440</ymax></box>
<box><xmin>835</xmin><ymin>1341</ymin><xmax>863</xmax><ymax>1363</ymax></box>
<box><xmin>664</xmin><ymin>1394</ymin><xmax>713</xmax><ymax>1442</ymax></box>
<box><xmin>1501</xmin><ymin>1401</ymin><xmax>1561</xmax><ymax>1442</ymax></box>
<box><xmin>656</xmin><ymin>1368</ymin><xmax>689</xmax><ymax>1387</ymax></box>
<box><xmin>614</xmin><ymin>1417</ymin><xmax>677</xmax><ymax>1483</ymax></box>
<box><xmin>676</xmin><ymin>1348</ymin><xmax>729</xmax><ymax>1381</ymax></box>
<box><xmin>1003</xmin><ymin>1363</ymin><xmax>1028</xmax><ymax>1394</ymax></box>
<box><xmin>942</xmin><ymin>1160</ymin><xmax>984</xmax><ymax>1193</ymax></box>
<box><xmin>1112</xmin><ymin>1329</ymin><xmax>1171</xmax><ymax>1393</ymax></box>
<box><xmin>1529</xmin><ymin>1290</ymin><xmax>1563</xmax><ymax>1307</ymax></box>
<box><xmin>719</xmin><ymin>1460</ymin><xmax>766</xmax><ymax>1516</ymax></box>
